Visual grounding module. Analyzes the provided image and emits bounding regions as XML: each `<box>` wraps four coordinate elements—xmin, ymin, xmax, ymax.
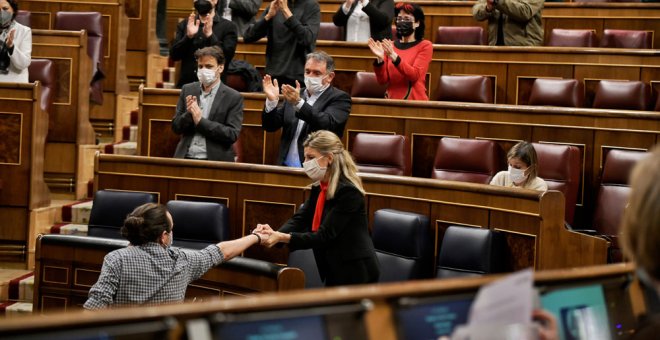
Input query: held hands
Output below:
<box><xmin>281</xmin><ymin>81</ymin><xmax>301</xmax><ymax>105</ymax></box>
<box><xmin>263</xmin><ymin>74</ymin><xmax>280</xmax><ymax>101</ymax></box>
<box><xmin>186</xmin><ymin>95</ymin><xmax>203</xmax><ymax>124</ymax></box>
<box><xmin>186</xmin><ymin>14</ymin><xmax>201</xmax><ymax>38</ymax></box>
<box><xmin>368</xmin><ymin>38</ymin><xmax>385</xmax><ymax>62</ymax></box>
<box><xmin>253</xmin><ymin>224</ymin><xmax>280</xmax><ymax>248</ymax></box>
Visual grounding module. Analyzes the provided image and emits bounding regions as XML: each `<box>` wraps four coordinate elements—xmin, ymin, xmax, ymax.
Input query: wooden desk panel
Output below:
<box><xmin>32</xmin><ymin>30</ymin><xmax>94</xmax><ymax>144</ymax></box>
<box><xmin>137</xmin><ymin>88</ymin><xmax>660</xmax><ymax>227</ymax></box>
<box><xmin>1</xmin><ymin>263</ymin><xmax>638</xmax><ymax>340</ymax></box>
<box><xmin>0</xmin><ymin>83</ymin><xmax>50</xmax><ymax>257</ymax></box>
<box><xmin>95</xmin><ymin>154</ymin><xmax>609</xmax><ymax>270</ymax></box>
<box><xmin>234</xmin><ymin>40</ymin><xmax>660</xmax><ymax>105</ymax></box>
<box><xmin>32</xmin><ymin>29</ymin><xmax>95</xmax><ymax>196</ymax></box>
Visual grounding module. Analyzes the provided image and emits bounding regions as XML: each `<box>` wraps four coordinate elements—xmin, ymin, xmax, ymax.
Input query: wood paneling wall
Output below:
<box><xmin>32</xmin><ymin>29</ymin><xmax>95</xmax><ymax>195</ymax></box>
<box><xmin>0</xmin><ymin>263</ymin><xmax>638</xmax><ymax>340</ymax></box>
<box><xmin>0</xmin><ymin>83</ymin><xmax>50</xmax><ymax>259</ymax></box>
<box><xmin>20</xmin><ymin>0</ymin><xmax>131</xmax><ymax>121</ymax></box>
<box><xmin>137</xmin><ymin>88</ymin><xmax>660</xmax><ymax>227</ymax></box>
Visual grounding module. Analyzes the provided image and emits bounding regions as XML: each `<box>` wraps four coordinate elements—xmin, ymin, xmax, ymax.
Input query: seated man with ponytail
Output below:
<box><xmin>84</xmin><ymin>203</ymin><xmax>266</xmax><ymax>310</ymax></box>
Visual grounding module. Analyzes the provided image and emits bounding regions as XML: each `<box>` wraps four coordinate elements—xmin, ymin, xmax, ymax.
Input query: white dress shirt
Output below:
<box><xmin>343</xmin><ymin>0</ymin><xmax>371</xmax><ymax>42</ymax></box>
<box><xmin>264</xmin><ymin>85</ymin><xmax>330</xmax><ymax>167</ymax></box>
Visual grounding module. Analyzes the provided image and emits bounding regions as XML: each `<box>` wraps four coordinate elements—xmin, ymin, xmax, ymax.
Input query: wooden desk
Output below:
<box><xmin>3</xmin><ymin>263</ymin><xmax>638</xmax><ymax>340</ymax></box>
<box><xmin>33</xmin><ymin>234</ymin><xmax>305</xmax><ymax>312</ymax></box>
<box><xmin>234</xmin><ymin>40</ymin><xmax>660</xmax><ymax>105</ymax></box>
<box><xmin>95</xmin><ymin>154</ymin><xmax>609</xmax><ymax>270</ymax></box>
<box><xmin>0</xmin><ymin>83</ymin><xmax>50</xmax><ymax>260</ymax></box>
<box><xmin>137</xmin><ymin>88</ymin><xmax>660</xmax><ymax>227</ymax></box>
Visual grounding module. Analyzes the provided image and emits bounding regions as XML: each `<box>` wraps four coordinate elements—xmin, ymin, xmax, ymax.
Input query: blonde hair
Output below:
<box><xmin>507</xmin><ymin>141</ymin><xmax>539</xmax><ymax>187</ymax></box>
<box><xmin>621</xmin><ymin>146</ymin><xmax>660</xmax><ymax>280</ymax></box>
<box><xmin>303</xmin><ymin>130</ymin><xmax>365</xmax><ymax>199</ymax></box>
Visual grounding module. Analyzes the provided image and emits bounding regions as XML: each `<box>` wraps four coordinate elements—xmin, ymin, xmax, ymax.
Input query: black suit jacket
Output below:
<box><xmin>261</xmin><ymin>86</ymin><xmax>351</xmax><ymax>165</ymax></box>
<box><xmin>172</xmin><ymin>82</ymin><xmax>243</xmax><ymax>161</ymax></box>
<box><xmin>279</xmin><ymin>179</ymin><xmax>380</xmax><ymax>286</ymax></box>
<box><xmin>170</xmin><ymin>15</ymin><xmax>238</xmax><ymax>88</ymax></box>
<box><xmin>332</xmin><ymin>0</ymin><xmax>394</xmax><ymax>41</ymax></box>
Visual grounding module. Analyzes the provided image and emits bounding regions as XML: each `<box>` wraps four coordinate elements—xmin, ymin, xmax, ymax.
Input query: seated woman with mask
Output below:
<box><xmin>0</xmin><ymin>0</ymin><xmax>31</xmax><ymax>83</ymax></box>
<box><xmin>490</xmin><ymin>141</ymin><xmax>548</xmax><ymax>191</ymax></box>
<box><xmin>254</xmin><ymin>130</ymin><xmax>380</xmax><ymax>287</ymax></box>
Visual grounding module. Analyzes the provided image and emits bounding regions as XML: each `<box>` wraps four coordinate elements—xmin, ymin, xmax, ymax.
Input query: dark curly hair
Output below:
<box><xmin>120</xmin><ymin>203</ymin><xmax>171</xmax><ymax>245</ymax></box>
<box><xmin>394</xmin><ymin>2</ymin><xmax>425</xmax><ymax>41</ymax></box>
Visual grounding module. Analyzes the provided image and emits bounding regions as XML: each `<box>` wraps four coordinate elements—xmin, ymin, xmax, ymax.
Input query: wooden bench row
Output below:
<box><xmin>137</xmin><ymin>88</ymin><xmax>660</xmax><ymax>227</ymax></box>
<box><xmin>234</xmin><ymin>40</ymin><xmax>660</xmax><ymax>105</ymax></box>
<box><xmin>95</xmin><ymin>153</ymin><xmax>609</xmax><ymax>271</ymax></box>
<box><xmin>165</xmin><ymin>0</ymin><xmax>660</xmax><ymax>49</ymax></box>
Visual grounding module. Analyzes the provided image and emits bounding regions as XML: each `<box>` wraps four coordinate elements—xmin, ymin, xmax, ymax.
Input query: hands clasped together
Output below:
<box><xmin>368</xmin><ymin>38</ymin><xmax>398</xmax><ymax>63</ymax></box>
<box><xmin>252</xmin><ymin>224</ymin><xmax>288</xmax><ymax>247</ymax></box>
<box><xmin>263</xmin><ymin>74</ymin><xmax>302</xmax><ymax>105</ymax></box>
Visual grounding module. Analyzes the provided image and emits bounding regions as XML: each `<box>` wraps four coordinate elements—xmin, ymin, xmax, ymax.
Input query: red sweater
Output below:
<box><xmin>373</xmin><ymin>39</ymin><xmax>433</xmax><ymax>101</ymax></box>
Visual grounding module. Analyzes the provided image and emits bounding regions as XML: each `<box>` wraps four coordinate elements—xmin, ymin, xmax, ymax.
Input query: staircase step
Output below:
<box><xmin>0</xmin><ymin>269</ymin><xmax>32</xmax><ymax>301</ymax></box>
<box><xmin>5</xmin><ymin>302</ymin><xmax>33</xmax><ymax>317</ymax></box>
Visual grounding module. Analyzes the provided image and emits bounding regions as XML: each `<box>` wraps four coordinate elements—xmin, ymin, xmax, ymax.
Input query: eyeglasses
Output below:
<box><xmin>395</xmin><ymin>16</ymin><xmax>414</xmax><ymax>23</ymax></box>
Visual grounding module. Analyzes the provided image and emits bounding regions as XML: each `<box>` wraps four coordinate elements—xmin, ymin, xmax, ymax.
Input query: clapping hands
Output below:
<box><xmin>381</xmin><ymin>39</ymin><xmax>397</xmax><ymax>60</ymax></box>
<box><xmin>185</xmin><ymin>95</ymin><xmax>202</xmax><ymax>124</ymax></box>
<box><xmin>186</xmin><ymin>14</ymin><xmax>200</xmax><ymax>38</ymax></box>
<box><xmin>5</xmin><ymin>29</ymin><xmax>15</xmax><ymax>49</ymax></box>
<box><xmin>201</xmin><ymin>13</ymin><xmax>214</xmax><ymax>37</ymax></box>
<box><xmin>263</xmin><ymin>75</ymin><xmax>280</xmax><ymax>101</ymax></box>
<box><xmin>368</xmin><ymin>38</ymin><xmax>397</xmax><ymax>63</ymax></box>
<box><xmin>265</xmin><ymin>0</ymin><xmax>291</xmax><ymax>20</ymax></box>
<box><xmin>368</xmin><ymin>38</ymin><xmax>384</xmax><ymax>60</ymax></box>
<box><xmin>281</xmin><ymin>81</ymin><xmax>301</xmax><ymax>105</ymax></box>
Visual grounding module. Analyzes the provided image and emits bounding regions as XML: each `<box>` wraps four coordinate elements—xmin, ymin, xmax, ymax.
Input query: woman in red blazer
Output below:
<box><xmin>368</xmin><ymin>2</ymin><xmax>432</xmax><ymax>101</ymax></box>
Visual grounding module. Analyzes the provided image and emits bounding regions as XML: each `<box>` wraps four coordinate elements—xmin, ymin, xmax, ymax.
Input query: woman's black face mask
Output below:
<box><xmin>396</xmin><ymin>21</ymin><xmax>414</xmax><ymax>38</ymax></box>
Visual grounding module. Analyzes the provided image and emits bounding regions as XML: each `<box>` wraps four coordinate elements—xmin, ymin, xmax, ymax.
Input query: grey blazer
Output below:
<box><xmin>172</xmin><ymin>82</ymin><xmax>243</xmax><ymax>161</ymax></box>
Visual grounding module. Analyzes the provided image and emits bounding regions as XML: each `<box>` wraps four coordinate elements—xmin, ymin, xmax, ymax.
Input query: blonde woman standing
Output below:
<box><xmin>255</xmin><ymin>130</ymin><xmax>380</xmax><ymax>286</ymax></box>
